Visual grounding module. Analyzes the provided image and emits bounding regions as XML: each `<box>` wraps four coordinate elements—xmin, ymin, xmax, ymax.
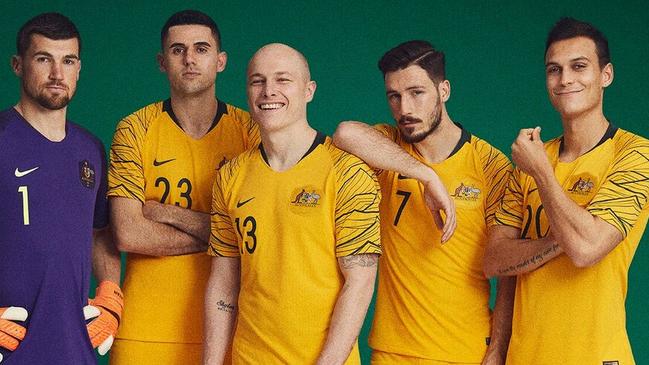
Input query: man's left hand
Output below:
<box><xmin>85</xmin><ymin>281</ymin><xmax>123</xmax><ymax>355</ymax></box>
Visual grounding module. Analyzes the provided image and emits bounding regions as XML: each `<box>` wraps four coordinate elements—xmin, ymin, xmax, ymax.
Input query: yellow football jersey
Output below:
<box><xmin>209</xmin><ymin>133</ymin><xmax>382</xmax><ymax>364</ymax></box>
<box><xmin>495</xmin><ymin>125</ymin><xmax>649</xmax><ymax>364</ymax></box>
<box><xmin>368</xmin><ymin>124</ymin><xmax>512</xmax><ymax>362</ymax></box>
<box><xmin>107</xmin><ymin>99</ymin><xmax>259</xmax><ymax>345</ymax></box>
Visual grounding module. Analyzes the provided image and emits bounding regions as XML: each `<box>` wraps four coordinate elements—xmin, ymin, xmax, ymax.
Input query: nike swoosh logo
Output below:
<box><xmin>153</xmin><ymin>158</ymin><xmax>176</xmax><ymax>166</ymax></box>
<box><xmin>236</xmin><ymin>197</ymin><xmax>255</xmax><ymax>208</ymax></box>
<box><xmin>15</xmin><ymin>167</ymin><xmax>39</xmax><ymax>177</ymax></box>
<box><xmin>397</xmin><ymin>173</ymin><xmax>411</xmax><ymax>180</ymax></box>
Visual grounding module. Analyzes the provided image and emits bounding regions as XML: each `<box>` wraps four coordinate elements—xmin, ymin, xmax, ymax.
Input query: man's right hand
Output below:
<box><xmin>422</xmin><ymin>175</ymin><xmax>456</xmax><ymax>243</ymax></box>
<box><xmin>0</xmin><ymin>307</ymin><xmax>28</xmax><ymax>362</ymax></box>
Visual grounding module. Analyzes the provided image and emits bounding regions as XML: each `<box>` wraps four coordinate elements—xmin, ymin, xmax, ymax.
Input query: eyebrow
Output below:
<box><xmin>33</xmin><ymin>51</ymin><xmax>79</xmax><ymax>60</ymax></box>
<box><xmin>248</xmin><ymin>71</ymin><xmax>294</xmax><ymax>78</ymax></box>
<box><xmin>545</xmin><ymin>56</ymin><xmax>590</xmax><ymax>67</ymax></box>
<box><xmin>386</xmin><ymin>85</ymin><xmax>426</xmax><ymax>94</ymax></box>
<box><xmin>168</xmin><ymin>41</ymin><xmax>213</xmax><ymax>49</ymax></box>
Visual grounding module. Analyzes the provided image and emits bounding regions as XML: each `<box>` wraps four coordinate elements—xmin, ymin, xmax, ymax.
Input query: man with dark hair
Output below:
<box><xmin>0</xmin><ymin>12</ymin><xmax>122</xmax><ymax>364</ymax></box>
<box><xmin>204</xmin><ymin>43</ymin><xmax>381</xmax><ymax>365</ymax></box>
<box><xmin>484</xmin><ymin>17</ymin><xmax>649</xmax><ymax>363</ymax></box>
<box><xmin>334</xmin><ymin>40</ymin><xmax>514</xmax><ymax>364</ymax></box>
<box><xmin>107</xmin><ymin>9</ymin><xmax>258</xmax><ymax>364</ymax></box>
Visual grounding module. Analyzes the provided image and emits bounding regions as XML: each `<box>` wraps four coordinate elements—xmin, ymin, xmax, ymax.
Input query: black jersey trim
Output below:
<box><xmin>559</xmin><ymin>121</ymin><xmax>618</xmax><ymax>155</ymax></box>
<box><xmin>447</xmin><ymin>123</ymin><xmax>472</xmax><ymax>159</ymax></box>
<box><xmin>162</xmin><ymin>98</ymin><xmax>228</xmax><ymax>133</ymax></box>
<box><xmin>259</xmin><ymin>131</ymin><xmax>326</xmax><ymax>165</ymax></box>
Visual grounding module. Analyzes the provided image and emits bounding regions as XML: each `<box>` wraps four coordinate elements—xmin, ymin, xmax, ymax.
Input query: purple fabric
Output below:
<box><xmin>0</xmin><ymin>108</ymin><xmax>108</xmax><ymax>364</ymax></box>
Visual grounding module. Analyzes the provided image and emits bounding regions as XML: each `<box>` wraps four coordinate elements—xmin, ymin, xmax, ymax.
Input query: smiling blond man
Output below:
<box><xmin>204</xmin><ymin>43</ymin><xmax>381</xmax><ymax>365</ymax></box>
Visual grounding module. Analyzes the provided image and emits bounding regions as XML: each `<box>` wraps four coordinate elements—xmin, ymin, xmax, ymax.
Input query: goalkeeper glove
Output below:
<box><xmin>0</xmin><ymin>306</ymin><xmax>28</xmax><ymax>363</ymax></box>
<box><xmin>84</xmin><ymin>281</ymin><xmax>123</xmax><ymax>355</ymax></box>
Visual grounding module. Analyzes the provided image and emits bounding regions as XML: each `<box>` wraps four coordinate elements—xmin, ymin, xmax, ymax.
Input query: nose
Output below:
<box><xmin>262</xmin><ymin>80</ymin><xmax>276</xmax><ymax>97</ymax></box>
<box><xmin>183</xmin><ymin>49</ymin><xmax>196</xmax><ymax>66</ymax></box>
<box><xmin>49</xmin><ymin>61</ymin><xmax>64</xmax><ymax>81</ymax></box>
<box><xmin>399</xmin><ymin>95</ymin><xmax>414</xmax><ymax>115</ymax></box>
<box><xmin>559</xmin><ymin>69</ymin><xmax>574</xmax><ymax>86</ymax></box>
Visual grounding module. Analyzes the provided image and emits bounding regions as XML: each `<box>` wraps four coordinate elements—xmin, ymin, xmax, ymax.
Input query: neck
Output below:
<box><xmin>413</xmin><ymin>111</ymin><xmax>462</xmax><ymax>164</ymax></box>
<box><xmin>169</xmin><ymin>87</ymin><xmax>218</xmax><ymax>139</ymax></box>
<box><xmin>260</xmin><ymin>119</ymin><xmax>317</xmax><ymax>172</ymax></box>
<box><xmin>15</xmin><ymin>96</ymin><xmax>67</xmax><ymax>142</ymax></box>
<box><xmin>560</xmin><ymin>107</ymin><xmax>609</xmax><ymax>161</ymax></box>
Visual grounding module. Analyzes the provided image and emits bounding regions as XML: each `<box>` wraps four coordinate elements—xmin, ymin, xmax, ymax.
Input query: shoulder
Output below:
<box><xmin>0</xmin><ymin>108</ymin><xmax>18</xmax><ymax>136</ymax></box>
<box><xmin>613</xmin><ymin>128</ymin><xmax>649</xmax><ymax>154</ymax></box>
<box><xmin>67</xmin><ymin>121</ymin><xmax>106</xmax><ymax>153</ymax></box>
<box><xmin>223</xmin><ymin>102</ymin><xmax>251</xmax><ymax>124</ymax></box>
<box><xmin>324</xmin><ymin>137</ymin><xmax>377</xmax><ymax>182</ymax></box>
<box><xmin>116</xmin><ymin>100</ymin><xmax>164</xmax><ymax>132</ymax></box>
<box><xmin>469</xmin><ymin>134</ymin><xmax>510</xmax><ymax>163</ymax></box>
<box><xmin>218</xmin><ymin>147</ymin><xmax>257</xmax><ymax>183</ymax></box>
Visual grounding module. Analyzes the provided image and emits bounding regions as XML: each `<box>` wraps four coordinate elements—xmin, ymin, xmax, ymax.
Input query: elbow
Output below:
<box><xmin>563</xmin><ymin>239</ymin><xmax>603</xmax><ymax>268</ymax></box>
<box><xmin>332</xmin><ymin>121</ymin><xmax>363</xmax><ymax>147</ymax></box>
<box><xmin>565</xmin><ymin>247</ymin><xmax>600</xmax><ymax>268</ymax></box>
<box><xmin>112</xmin><ymin>225</ymin><xmax>136</xmax><ymax>252</ymax></box>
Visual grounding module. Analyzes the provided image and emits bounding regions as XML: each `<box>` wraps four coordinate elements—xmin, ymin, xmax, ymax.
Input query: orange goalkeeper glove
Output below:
<box><xmin>84</xmin><ymin>281</ymin><xmax>123</xmax><ymax>356</ymax></box>
<box><xmin>0</xmin><ymin>306</ymin><xmax>28</xmax><ymax>362</ymax></box>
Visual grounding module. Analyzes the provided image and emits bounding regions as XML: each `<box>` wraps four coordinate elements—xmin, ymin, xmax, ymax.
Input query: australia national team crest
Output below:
<box><xmin>451</xmin><ymin>182</ymin><xmax>481</xmax><ymax>201</ymax></box>
<box><xmin>567</xmin><ymin>176</ymin><xmax>595</xmax><ymax>195</ymax></box>
<box><xmin>79</xmin><ymin>160</ymin><xmax>96</xmax><ymax>189</ymax></box>
<box><xmin>290</xmin><ymin>187</ymin><xmax>322</xmax><ymax>207</ymax></box>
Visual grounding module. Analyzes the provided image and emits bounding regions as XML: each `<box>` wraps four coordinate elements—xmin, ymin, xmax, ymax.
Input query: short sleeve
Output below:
<box><xmin>494</xmin><ymin>167</ymin><xmax>525</xmax><ymax>229</ymax></box>
<box><xmin>476</xmin><ymin>140</ymin><xmax>514</xmax><ymax>227</ymax></box>
<box><xmin>107</xmin><ymin>108</ymin><xmax>151</xmax><ymax>202</ymax></box>
<box><xmin>93</xmin><ymin>141</ymin><xmax>109</xmax><ymax>229</ymax></box>
<box><xmin>588</xmin><ymin>135</ymin><xmax>649</xmax><ymax>237</ymax></box>
<box><xmin>332</xmin><ymin>150</ymin><xmax>382</xmax><ymax>257</ymax></box>
<box><xmin>208</xmin><ymin>161</ymin><xmax>239</xmax><ymax>257</ymax></box>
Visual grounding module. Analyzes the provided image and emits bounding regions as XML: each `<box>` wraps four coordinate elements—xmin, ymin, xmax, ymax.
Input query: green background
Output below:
<box><xmin>1</xmin><ymin>0</ymin><xmax>647</xmax><ymax>363</ymax></box>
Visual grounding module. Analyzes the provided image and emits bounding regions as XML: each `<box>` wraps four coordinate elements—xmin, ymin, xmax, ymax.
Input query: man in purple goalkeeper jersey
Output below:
<box><xmin>0</xmin><ymin>13</ymin><xmax>123</xmax><ymax>364</ymax></box>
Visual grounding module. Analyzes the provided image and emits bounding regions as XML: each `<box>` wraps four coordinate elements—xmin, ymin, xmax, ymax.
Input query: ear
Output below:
<box><xmin>438</xmin><ymin>79</ymin><xmax>451</xmax><ymax>102</ymax></box>
<box><xmin>157</xmin><ymin>52</ymin><xmax>166</xmax><ymax>73</ymax></box>
<box><xmin>76</xmin><ymin>59</ymin><xmax>82</xmax><ymax>81</ymax></box>
<box><xmin>601</xmin><ymin>62</ymin><xmax>614</xmax><ymax>88</ymax></box>
<box><xmin>305</xmin><ymin>80</ymin><xmax>317</xmax><ymax>103</ymax></box>
<box><xmin>11</xmin><ymin>55</ymin><xmax>22</xmax><ymax>77</ymax></box>
<box><xmin>216</xmin><ymin>51</ymin><xmax>227</xmax><ymax>73</ymax></box>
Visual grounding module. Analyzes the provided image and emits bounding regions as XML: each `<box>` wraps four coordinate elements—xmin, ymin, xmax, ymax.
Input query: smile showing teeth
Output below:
<box><xmin>259</xmin><ymin>103</ymin><xmax>284</xmax><ymax>110</ymax></box>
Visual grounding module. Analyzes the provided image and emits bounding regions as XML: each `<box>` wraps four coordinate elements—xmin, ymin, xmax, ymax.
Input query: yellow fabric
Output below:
<box><xmin>369</xmin><ymin>124</ymin><xmax>512</xmax><ymax>362</ymax></box>
<box><xmin>371</xmin><ymin>350</ymin><xmax>480</xmax><ymax>364</ymax></box>
<box><xmin>495</xmin><ymin>128</ymin><xmax>649</xmax><ymax>364</ymax></box>
<box><xmin>109</xmin><ymin>339</ymin><xmax>204</xmax><ymax>365</ymax></box>
<box><xmin>209</xmin><ymin>136</ymin><xmax>381</xmax><ymax>364</ymax></box>
<box><xmin>107</xmin><ymin>100</ymin><xmax>259</xmax><ymax>346</ymax></box>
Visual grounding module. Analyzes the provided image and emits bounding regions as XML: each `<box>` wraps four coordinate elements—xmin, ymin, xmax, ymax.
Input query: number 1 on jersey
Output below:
<box><xmin>18</xmin><ymin>185</ymin><xmax>30</xmax><ymax>225</ymax></box>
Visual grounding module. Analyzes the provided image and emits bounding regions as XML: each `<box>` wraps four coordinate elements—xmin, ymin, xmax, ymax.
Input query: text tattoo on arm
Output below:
<box><xmin>497</xmin><ymin>243</ymin><xmax>560</xmax><ymax>275</ymax></box>
<box><xmin>216</xmin><ymin>300</ymin><xmax>236</xmax><ymax>314</ymax></box>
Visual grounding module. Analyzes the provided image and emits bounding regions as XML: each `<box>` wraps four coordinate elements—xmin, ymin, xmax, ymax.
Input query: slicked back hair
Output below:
<box><xmin>17</xmin><ymin>12</ymin><xmax>81</xmax><ymax>57</ymax></box>
<box><xmin>378</xmin><ymin>40</ymin><xmax>445</xmax><ymax>85</ymax></box>
<box><xmin>545</xmin><ymin>17</ymin><xmax>610</xmax><ymax>67</ymax></box>
<box><xmin>161</xmin><ymin>10</ymin><xmax>221</xmax><ymax>50</ymax></box>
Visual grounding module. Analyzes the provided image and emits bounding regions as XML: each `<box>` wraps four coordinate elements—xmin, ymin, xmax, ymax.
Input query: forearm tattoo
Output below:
<box><xmin>216</xmin><ymin>300</ymin><xmax>236</xmax><ymax>314</ymax></box>
<box><xmin>497</xmin><ymin>243</ymin><xmax>560</xmax><ymax>275</ymax></box>
<box><xmin>340</xmin><ymin>253</ymin><xmax>379</xmax><ymax>269</ymax></box>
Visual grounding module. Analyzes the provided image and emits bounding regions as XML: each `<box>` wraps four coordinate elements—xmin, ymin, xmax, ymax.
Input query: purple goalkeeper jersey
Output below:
<box><xmin>0</xmin><ymin>108</ymin><xmax>108</xmax><ymax>364</ymax></box>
